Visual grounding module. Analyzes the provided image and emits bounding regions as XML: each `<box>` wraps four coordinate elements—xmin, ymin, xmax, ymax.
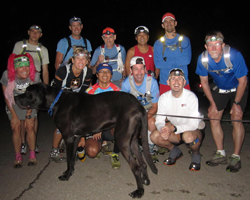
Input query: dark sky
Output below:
<box><xmin>2</xmin><ymin>1</ymin><xmax>249</xmax><ymax>84</ymax></box>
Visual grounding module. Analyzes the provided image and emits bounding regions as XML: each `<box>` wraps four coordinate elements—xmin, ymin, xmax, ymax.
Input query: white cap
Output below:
<box><xmin>130</xmin><ymin>56</ymin><xmax>145</xmax><ymax>67</ymax></box>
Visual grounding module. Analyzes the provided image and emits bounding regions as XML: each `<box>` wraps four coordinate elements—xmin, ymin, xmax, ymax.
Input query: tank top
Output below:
<box><xmin>134</xmin><ymin>45</ymin><xmax>154</xmax><ymax>72</ymax></box>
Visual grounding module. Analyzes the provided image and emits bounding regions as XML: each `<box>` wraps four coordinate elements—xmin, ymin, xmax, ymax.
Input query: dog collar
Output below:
<box><xmin>48</xmin><ymin>89</ymin><xmax>64</xmax><ymax>116</ymax></box>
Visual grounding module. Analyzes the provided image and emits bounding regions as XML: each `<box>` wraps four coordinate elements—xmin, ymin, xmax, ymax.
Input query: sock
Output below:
<box><xmin>29</xmin><ymin>151</ymin><xmax>36</xmax><ymax>159</ymax></box>
<box><xmin>217</xmin><ymin>150</ymin><xmax>226</xmax><ymax>157</ymax></box>
<box><xmin>232</xmin><ymin>154</ymin><xmax>240</xmax><ymax>160</ymax></box>
<box><xmin>15</xmin><ymin>153</ymin><xmax>22</xmax><ymax>161</ymax></box>
<box><xmin>149</xmin><ymin>144</ymin><xmax>155</xmax><ymax>154</ymax></box>
<box><xmin>192</xmin><ymin>153</ymin><xmax>201</xmax><ymax>164</ymax></box>
<box><xmin>169</xmin><ymin>145</ymin><xmax>182</xmax><ymax>159</ymax></box>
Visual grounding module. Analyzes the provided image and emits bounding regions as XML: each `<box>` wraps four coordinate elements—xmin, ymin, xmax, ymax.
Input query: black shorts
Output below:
<box><xmin>211</xmin><ymin>88</ymin><xmax>248</xmax><ymax>112</ymax></box>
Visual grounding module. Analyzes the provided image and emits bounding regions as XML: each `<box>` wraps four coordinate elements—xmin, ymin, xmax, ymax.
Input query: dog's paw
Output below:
<box><xmin>129</xmin><ymin>189</ymin><xmax>144</xmax><ymax>198</ymax></box>
<box><xmin>58</xmin><ymin>175</ymin><xmax>69</xmax><ymax>181</ymax></box>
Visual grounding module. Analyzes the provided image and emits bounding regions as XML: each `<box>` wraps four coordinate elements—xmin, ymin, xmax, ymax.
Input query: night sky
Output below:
<box><xmin>2</xmin><ymin>1</ymin><xmax>249</xmax><ymax>85</ymax></box>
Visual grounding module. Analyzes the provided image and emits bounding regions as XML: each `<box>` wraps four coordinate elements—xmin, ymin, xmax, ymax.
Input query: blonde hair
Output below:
<box><xmin>68</xmin><ymin>47</ymin><xmax>90</xmax><ymax>64</ymax></box>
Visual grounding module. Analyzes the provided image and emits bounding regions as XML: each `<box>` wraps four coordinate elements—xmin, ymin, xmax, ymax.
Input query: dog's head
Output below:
<box><xmin>15</xmin><ymin>82</ymin><xmax>50</xmax><ymax>110</ymax></box>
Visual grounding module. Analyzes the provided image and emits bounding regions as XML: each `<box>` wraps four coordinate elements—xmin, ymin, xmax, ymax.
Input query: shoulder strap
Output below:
<box><xmin>63</xmin><ymin>37</ymin><xmax>72</xmax><ymax>62</ymax></box>
<box><xmin>160</xmin><ymin>36</ymin><xmax>167</xmax><ymax>56</ymax></box>
<box><xmin>146</xmin><ymin>75</ymin><xmax>152</xmax><ymax>94</ymax></box>
<box><xmin>177</xmin><ymin>35</ymin><xmax>184</xmax><ymax>53</ymax></box>
<box><xmin>83</xmin><ymin>37</ymin><xmax>88</xmax><ymax>50</ymax></box>
<box><xmin>62</xmin><ymin>64</ymin><xmax>71</xmax><ymax>88</ymax></box>
<box><xmin>201</xmin><ymin>50</ymin><xmax>209</xmax><ymax>70</ymax></box>
<box><xmin>20</xmin><ymin>39</ymin><xmax>27</xmax><ymax>54</ymax></box>
<box><xmin>37</xmin><ymin>43</ymin><xmax>43</xmax><ymax>64</ymax></box>
<box><xmin>100</xmin><ymin>45</ymin><xmax>105</xmax><ymax>55</ymax></box>
<box><xmin>223</xmin><ymin>45</ymin><xmax>233</xmax><ymax>69</ymax></box>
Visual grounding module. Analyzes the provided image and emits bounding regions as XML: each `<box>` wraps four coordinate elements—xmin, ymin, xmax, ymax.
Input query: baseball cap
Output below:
<box><xmin>29</xmin><ymin>25</ymin><xmax>42</xmax><ymax>32</ymax></box>
<box><xmin>69</xmin><ymin>16</ymin><xmax>82</xmax><ymax>25</ymax></box>
<box><xmin>134</xmin><ymin>26</ymin><xmax>149</xmax><ymax>35</ymax></box>
<box><xmin>162</xmin><ymin>12</ymin><xmax>176</xmax><ymax>22</ymax></box>
<box><xmin>102</xmin><ymin>27</ymin><xmax>115</xmax><ymax>36</ymax></box>
<box><xmin>97</xmin><ymin>63</ymin><xmax>113</xmax><ymax>74</ymax></box>
<box><xmin>130</xmin><ymin>56</ymin><xmax>145</xmax><ymax>67</ymax></box>
<box><xmin>168</xmin><ymin>68</ymin><xmax>185</xmax><ymax>80</ymax></box>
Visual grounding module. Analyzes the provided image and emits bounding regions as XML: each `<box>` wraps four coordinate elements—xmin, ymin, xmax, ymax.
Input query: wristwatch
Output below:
<box><xmin>26</xmin><ymin>115</ymin><xmax>32</xmax><ymax>119</ymax></box>
<box><xmin>173</xmin><ymin>125</ymin><xmax>177</xmax><ymax>133</ymax></box>
<box><xmin>233</xmin><ymin>100</ymin><xmax>240</xmax><ymax>105</ymax></box>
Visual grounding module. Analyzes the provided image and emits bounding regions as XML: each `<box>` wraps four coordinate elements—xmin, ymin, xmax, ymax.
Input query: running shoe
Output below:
<box><xmin>111</xmin><ymin>154</ymin><xmax>121</xmax><ymax>169</ymax></box>
<box><xmin>21</xmin><ymin>143</ymin><xmax>27</xmax><ymax>155</ymax></box>
<box><xmin>49</xmin><ymin>148</ymin><xmax>66</xmax><ymax>163</ymax></box>
<box><xmin>226</xmin><ymin>155</ymin><xmax>241</xmax><ymax>173</ymax></box>
<box><xmin>163</xmin><ymin>152</ymin><xmax>183</xmax><ymax>166</ymax></box>
<box><xmin>206</xmin><ymin>151</ymin><xmax>227</xmax><ymax>166</ymax></box>
<box><xmin>151</xmin><ymin>153</ymin><xmax>159</xmax><ymax>163</ymax></box>
<box><xmin>101</xmin><ymin>144</ymin><xmax>112</xmax><ymax>155</ymax></box>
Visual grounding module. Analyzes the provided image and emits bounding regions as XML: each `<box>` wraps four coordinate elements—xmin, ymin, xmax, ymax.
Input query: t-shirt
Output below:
<box><xmin>90</xmin><ymin>44</ymin><xmax>126</xmax><ymax>81</ymax></box>
<box><xmin>13</xmin><ymin>40</ymin><xmax>49</xmax><ymax>72</ymax></box>
<box><xmin>134</xmin><ymin>45</ymin><xmax>154</xmax><ymax>72</ymax></box>
<box><xmin>121</xmin><ymin>74</ymin><xmax>159</xmax><ymax>106</ymax></box>
<box><xmin>195</xmin><ymin>47</ymin><xmax>248</xmax><ymax>90</ymax></box>
<box><xmin>0</xmin><ymin>70</ymin><xmax>41</xmax><ymax>96</ymax></box>
<box><xmin>53</xmin><ymin>64</ymin><xmax>92</xmax><ymax>93</ymax></box>
<box><xmin>56</xmin><ymin>35</ymin><xmax>92</xmax><ymax>63</ymax></box>
<box><xmin>153</xmin><ymin>34</ymin><xmax>191</xmax><ymax>85</ymax></box>
<box><xmin>86</xmin><ymin>82</ymin><xmax>120</xmax><ymax>94</ymax></box>
<box><xmin>155</xmin><ymin>89</ymin><xmax>200</xmax><ymax>134</ymax></box>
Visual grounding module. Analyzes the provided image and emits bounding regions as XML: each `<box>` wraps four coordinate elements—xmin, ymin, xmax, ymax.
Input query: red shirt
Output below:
<box><xmin>134</xmin><ymin>45</ymin><xmax>154</xmax><ymax>72</ymax></box>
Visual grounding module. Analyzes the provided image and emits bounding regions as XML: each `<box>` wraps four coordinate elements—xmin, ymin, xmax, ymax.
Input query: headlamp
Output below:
<box><xmin>69</xmin><ymin>16</ymin><xmax>82</xmax><ymax>25</ymax></box>
<box><xmin>168</xmin><ymin>68</ymin><xmax>185</xmax><ymax>80</ymax></box>
<box><xmin>73</xmin><ymin>53</ymin><xmax>88</xmax><ymax>57</ymax></box>
<box><xmin>206</xmin><ymin>36</ymin><xmax>223</xmax><ymax>44</ymax></box>
<box><xmin>134</xmin><ymin>26</ymin><xmax>149</xmax><ymax>35</ymax></box>
<box><xmin>29</xmin><ymin>25</ymin><xmax>42</xmax><ymax>32</ymax></box>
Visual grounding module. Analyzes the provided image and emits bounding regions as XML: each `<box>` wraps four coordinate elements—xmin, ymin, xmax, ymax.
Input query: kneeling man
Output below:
<box><xmin>150</xmin><ymin>68</ymin><xmax>203</xmax><ymax>171</ymax></box>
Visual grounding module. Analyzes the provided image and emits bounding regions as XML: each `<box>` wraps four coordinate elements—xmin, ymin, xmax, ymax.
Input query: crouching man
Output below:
<box><xmin>150</xmin><ymin>68</ymin><xmax>203</xmax><ymax>171</ymax></box>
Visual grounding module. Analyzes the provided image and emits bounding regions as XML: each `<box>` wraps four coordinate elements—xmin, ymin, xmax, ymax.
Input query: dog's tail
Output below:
<box><xmin>141</xmin><ymin>112</ymin><xmax>158</xmax><ymax>175</ymax></box>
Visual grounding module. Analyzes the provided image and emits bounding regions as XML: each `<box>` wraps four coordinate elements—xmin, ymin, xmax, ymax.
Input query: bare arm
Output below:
<box><xmin>55</xmin><ymin>52</ymin><xmax>64</xmax><ymax>70</ymax></box>
<box><xmin>125</xmin><ymin>47</ymin><xmax>135</xmax><ymax>76</ymax></box>
<box><xmin>42</xmin><ymin>64</ymin><xmax>49</xmax><ymax>85</ymax></box>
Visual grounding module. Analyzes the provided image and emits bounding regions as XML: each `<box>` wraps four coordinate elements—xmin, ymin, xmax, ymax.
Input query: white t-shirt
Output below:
<box><xmin>155</xmin><ymin>89</ymin><xmax>201</xmax><ymax>134</ymax></box>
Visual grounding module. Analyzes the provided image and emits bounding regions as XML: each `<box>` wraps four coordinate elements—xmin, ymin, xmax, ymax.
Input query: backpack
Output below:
<box><xmin>201</xmin><ymin>45</ymin><xmax>233</xmax><ymax>74</ymax></box>
<box><xmin>63</xmin><ymin>36</ymin><xmax>88</xmax><ymax>62</ymax></box>
<box><xmin>21</xmin><ymin>39</ymin><xmax>43</xmax><ymax>65</ymax></box>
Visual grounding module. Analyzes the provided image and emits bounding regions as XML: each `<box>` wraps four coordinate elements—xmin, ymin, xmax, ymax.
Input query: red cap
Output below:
<box><xmin>102</xmin><ymin>27</ymin><xmax>115</xmax><ymax>36</ymax></box>
<box><xmin>162</xmin><ymin>13</ymin><xmax>176</xmax><ymax>22</ymax></box>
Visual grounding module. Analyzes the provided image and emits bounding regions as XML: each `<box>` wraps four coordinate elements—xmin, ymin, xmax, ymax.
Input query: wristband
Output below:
<box><xmin>233</xmin><ymin>100</ymin><xmax>240</xmax><ymax>105</ymax></box>
<box><xmin>26</xmin><ymin>115</ymin><xmax>32</xmax><ymax>119</ymax></box>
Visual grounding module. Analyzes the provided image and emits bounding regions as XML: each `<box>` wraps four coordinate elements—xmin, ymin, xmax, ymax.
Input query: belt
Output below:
<box><xmin>218</xmin><ymin>88</ymin><xmax>236</xmax><ymax>93</ymax></box>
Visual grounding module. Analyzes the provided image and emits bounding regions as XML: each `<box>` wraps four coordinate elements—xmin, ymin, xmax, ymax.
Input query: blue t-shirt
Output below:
<box><xmin>195</xmin><ymin>47</ymin><xmax>248</xmax><ymax>90</ymax></box>
<box><xmin>154</xmin><ymin>34</ymin><xmax>191</xmax><ymax>85</ymax></box>
<box><xmin>121</xmin><ymin>74</ymin><xmax>159</xmax><ymax>106</ymax></box>
<box><xmin>90</xmin><ymin>44</ymin><xmax>126</xmax><ymax>81</ymax></box>
<box><xmin>56</xmin><ymin>35</ymin><xmax>92</xmax><ymax>62</ymax></box>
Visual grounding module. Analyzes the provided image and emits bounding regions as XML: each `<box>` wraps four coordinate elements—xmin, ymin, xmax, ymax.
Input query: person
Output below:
<box><xmin>78</xmin><ymin>63</ymin><xmax>121</xmax><ymax>169</ymax></box>
<box><xmin>195</xmin><ymin>31</ymin><xmax>248</xmax><ymax>172</ymax></box>
<box><xmin>55</xmin><ymin>17</ymin><xmax>92</xmax><ymax>69</ymax></box>
<box><xmin>150</xmin><ymin>68</ymin><xmax>203</xmax><ymax>171</ymax></box>
<box><xmin>0</xmin><ymin>53</ymin><xmax>41</xmax><ymax>168</ymax></box>
<box><xmin>90</xmin><ymin>27</ymin><xmax>126</xmax><ymax>87</ymax></box>
<box><xmin>154</xmin><ymin>12</ymin><xmax>191</xmax><ymax>95</ymax></box>
<box><xmin>125</xmin><ymin>26</ymin><xmax>159</xmax><ymax>78</ymax></box>
<box><xmin>49</xmin><ymin>47</ymin><xmax>93</xmax><ymax>162</ymax></box>
<box><xmin>121</xmin><ymin>56</ymin><xmax>160</xmax><ymax>162</ymax></box>
<box><xmin>13</xmin><ymin>25</ymin><xmax>49</xmax><ymax>84</ymax></box>
<box><xmin>12</xmin><ymin>25</ymin><xmax>49</xmax><ymax>155</ymax></box>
